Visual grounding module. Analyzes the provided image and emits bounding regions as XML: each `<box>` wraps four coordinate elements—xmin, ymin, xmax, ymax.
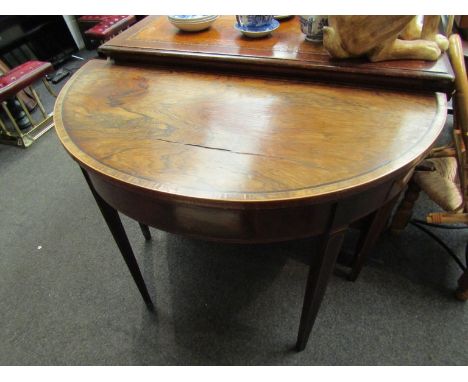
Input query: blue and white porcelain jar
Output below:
<box><xmin>235</xmin><ymin>15</ymin><xmax>274</xmax><ymax>29</ymax></box>
<box><xmin>299</xmin><ymin>16</ymin><xmax>328</xmax><ymax>42</ymax></box>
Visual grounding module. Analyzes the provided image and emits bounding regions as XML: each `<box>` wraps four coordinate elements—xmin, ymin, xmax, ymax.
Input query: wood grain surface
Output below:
<box><xmin>100</xmin><ymin>16</ymin><xmax>455</xmax><ymax>94</ymax></box>
<box><xmin>54</xmin><ymin>59</ymin><xmax>446</xmax><ymax>205</ymax></box>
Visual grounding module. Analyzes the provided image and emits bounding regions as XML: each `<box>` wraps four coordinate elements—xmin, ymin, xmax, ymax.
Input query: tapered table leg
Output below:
<box><xmin>81</xmin><ymin>167</ymin><xmax>154</xmax><ymax>311</ymax></box>
<box><xmin>456</xmin><ymin>269</ymin><xmax>468</xmax><ymax>301</ymax></box>
<box><xmin>296</xmin><ymin>227</ymin><xmax>347</xmax><ymax>351</ymax></box>
<box><xmin>390</xmin><ymin>180</ymin><xmax>421</xmax><ymax>234</ymax></box>
<box><xmin>348</xmin><ymin>197</ymin><xmax>397</xmax><ymax>281</ymax></box>
<box><xmin>139</xmin><ymin>223</ymin><xmax>152</xmax><ymax>241</ymax></box>
<box><xmin>455</xmin><ymin>243</ymin><xmax>468</xmax><ymax>301</ymax></box>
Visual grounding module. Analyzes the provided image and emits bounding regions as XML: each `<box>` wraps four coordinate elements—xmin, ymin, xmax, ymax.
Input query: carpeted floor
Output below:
<box><xmin>0</xmin><ymin>52</ymin><xmax>467</xmax><ymax>365</ymax></box>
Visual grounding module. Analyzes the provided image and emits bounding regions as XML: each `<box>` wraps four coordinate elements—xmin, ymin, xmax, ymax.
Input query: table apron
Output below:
<box><xmin>86</xmin><ymin>169</ymin><xmax>411</xmax><ymax>244</ymax></box>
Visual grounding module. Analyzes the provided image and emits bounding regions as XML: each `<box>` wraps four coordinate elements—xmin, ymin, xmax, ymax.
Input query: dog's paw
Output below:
<box><xmin>434</xmin><ymin>34</ymin><xmax>449</xmax><ymax>51</ymax></box>
<box><xmin>421</xmin><ymin>41</ymin><xmax>442</xmax><ymax>60</ymax></box>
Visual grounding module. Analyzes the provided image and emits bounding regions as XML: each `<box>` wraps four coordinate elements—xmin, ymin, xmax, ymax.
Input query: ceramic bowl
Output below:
<box><xmin>235</xmin><ymin>15</ymin><xmax>274</xmax><ymax>29</ymax></box>
<box><xmin>234</xmin><ymin>19</ymin><xmax>280</xmax><ymax>38</ymax></box>
<box><xmin>168</xmin><ymin>15</ymin><xmax>217</xmax><ymax>23</ymax></box>
<box><xmin>168</xmin><ymin>16</ymin><xmax>218</xmax><ymax>32</ymax></box>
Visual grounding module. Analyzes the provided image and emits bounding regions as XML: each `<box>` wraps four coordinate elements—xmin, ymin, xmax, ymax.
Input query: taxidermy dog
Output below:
<box><xmin>323</xmin><ymin>16</ymin><xmax>449</xmax><ymax>62</ymax></box>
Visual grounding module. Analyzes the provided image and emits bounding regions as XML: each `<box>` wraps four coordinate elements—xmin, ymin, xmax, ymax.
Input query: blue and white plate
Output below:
<box><xmin>234</xmin><ymin>19</ymin><xmax>280</xmax><ymax>38</ymax></box>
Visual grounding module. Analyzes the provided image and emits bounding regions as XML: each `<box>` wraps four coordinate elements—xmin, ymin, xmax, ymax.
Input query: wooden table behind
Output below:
<box><xmin>101</xmin><ymin>16</ymin><xmax>455</xmax><ymax>94</ymax></box>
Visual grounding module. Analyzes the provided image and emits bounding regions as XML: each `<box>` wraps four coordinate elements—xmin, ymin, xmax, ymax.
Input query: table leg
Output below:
<box><xmin>390</xmin><ymin>180</ymin><xmax>421</xmax><ymax>234</ymax></box>
<box><xmin>81</xmin><ymin>167</ymin><xmax>154</xmax><ymax>311</ymax></box>
<box><xmin>455</xmin><ymin>243</ymin><xmax>468</xmax><ymax>301</ymax></box>
<box><xmin>139</xmin><ymin>223</ymin><xmax>152</xmax><ymax>241</ymax></box>
<box><xmin>296</xmin><ymin>227</ymin><xmax>347</xmax><ymax>351</ymax></box>
<box><xmin>456</xmin><ymin>269</ymin><xmax>468</xmax><ymax>301</ymax></box>
<box><xmin>347</xmin><ymin>197</ymin><xmax>397</xmax><ymax>281</ymax></box>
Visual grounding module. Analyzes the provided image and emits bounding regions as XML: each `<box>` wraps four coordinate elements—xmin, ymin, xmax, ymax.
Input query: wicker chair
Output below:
<box><xmin>391</xmin><ymin>34</ymin><xmax>468</xmax><ymax>300</ymax></box>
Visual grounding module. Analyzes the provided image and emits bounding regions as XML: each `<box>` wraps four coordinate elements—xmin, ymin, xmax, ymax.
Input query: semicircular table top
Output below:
<box><xmin>54</xmin><ymin>59</ymin><xmax>447</xmax><ymax>205</ymax></box>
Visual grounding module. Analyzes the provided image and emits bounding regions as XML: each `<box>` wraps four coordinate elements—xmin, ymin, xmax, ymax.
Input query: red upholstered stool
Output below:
<box><xmin>78</xmin><ymin>15</ymin><xmax>108</xmax><ymax>22</ymax></box>
<box><xmin>0</xmin><ymin>60</ymin><xmax>57</xmax><ymax>147</ymax></box>
<box><xmin>84</xmin><ymin>15</ymin><xmax>137</xmax><ymax>42</ymax></box>
<box><xmin>0</xmin><ymin>61</ymin><xmax>53</xmax><ymax>102</ymax></box>
<box><xmin>77</xmin><ymin>16</ymin><xmax>110</xmax><ymax>49</ymax></box>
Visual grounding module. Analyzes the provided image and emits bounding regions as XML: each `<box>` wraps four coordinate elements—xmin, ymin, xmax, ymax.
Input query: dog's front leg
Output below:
<box><xmin>369</xmin><ymin>38</ymin><xmax>441</xmax><ymax>62</ymax></box>
<box><xmin>422</xmin><ymin>15</ymin><xmax>449</xmax><ymax>51</ymax></box>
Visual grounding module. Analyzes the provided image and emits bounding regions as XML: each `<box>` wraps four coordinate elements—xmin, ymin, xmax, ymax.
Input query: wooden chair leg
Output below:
<box><xmin>390</xmin><ymin>180</ymin><xmax>421</xmax><ymax>234</ymax></box>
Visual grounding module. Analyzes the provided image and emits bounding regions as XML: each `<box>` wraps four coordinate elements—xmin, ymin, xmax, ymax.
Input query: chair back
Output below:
<box><xmin>447</xmin><ymin>34</ymin><xmax>468</xmax><ymax>212</ymax></box>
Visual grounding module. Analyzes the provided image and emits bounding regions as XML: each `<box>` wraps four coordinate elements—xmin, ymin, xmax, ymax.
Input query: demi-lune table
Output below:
<box><xmin>54</xmin><ymin>16</ymin><xmax>449</xmax><ymax>351</ymax></box>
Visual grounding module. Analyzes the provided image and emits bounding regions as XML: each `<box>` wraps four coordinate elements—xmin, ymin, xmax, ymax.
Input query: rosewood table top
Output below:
<box><xmin>55</xmin><ymin>59</ymin><xmax>446</xmax><ymax>205</ymax></box>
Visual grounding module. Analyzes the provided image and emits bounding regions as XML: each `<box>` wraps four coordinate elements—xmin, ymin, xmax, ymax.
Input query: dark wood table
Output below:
<box><xmin>54</xmin><ymin>16</ymin><xmax>450</xmax><ymax>351</ymax></box>
<box><xmin>101</xmin><ymin>15</ymin><xmax>454</xmax><ymax>94</ymax></box>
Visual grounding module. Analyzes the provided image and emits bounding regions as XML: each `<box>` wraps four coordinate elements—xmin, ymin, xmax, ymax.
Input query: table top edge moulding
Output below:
<box><xmin>100</xmin><ymin>16</ymin><xmax>455</xmax><ymax>94</ymax></box>
<box><xmin>54</xmin><ymin>59</ymin><xmax>447</xmax><ymax>206</ymax></box>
